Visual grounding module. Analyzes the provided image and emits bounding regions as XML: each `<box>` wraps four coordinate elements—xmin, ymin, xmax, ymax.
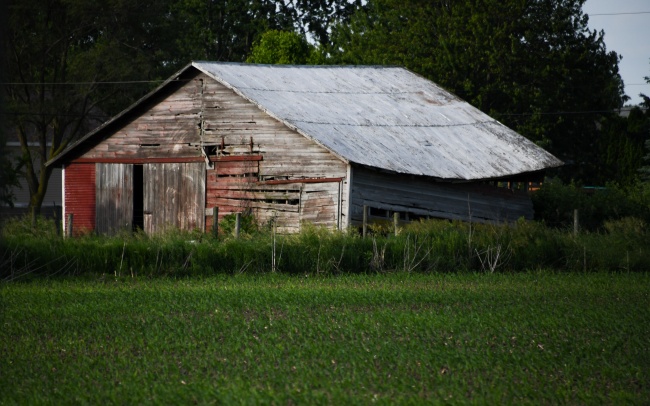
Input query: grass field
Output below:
<box><xmin>1</xmin><ymin>272</ymin><xmax>649</xmax><ymax>404</ymax></box>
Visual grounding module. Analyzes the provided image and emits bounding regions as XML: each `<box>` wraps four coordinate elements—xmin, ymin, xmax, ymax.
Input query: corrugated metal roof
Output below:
<box><xmin>194</xmin><ymin>62</ymin><xmax>562</xmax><ymax>180</ymax></box>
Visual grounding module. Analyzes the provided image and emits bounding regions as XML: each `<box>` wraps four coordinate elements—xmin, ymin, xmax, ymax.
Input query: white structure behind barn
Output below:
<box><xmin>47</xmin><ymin>62</ymin><xmax>562</xmax><ymax>235</ymax></box>
<box><xmin>1</xmin><ymin>142</ymin><xmax>62</xmax><ymax>220</ymax></box>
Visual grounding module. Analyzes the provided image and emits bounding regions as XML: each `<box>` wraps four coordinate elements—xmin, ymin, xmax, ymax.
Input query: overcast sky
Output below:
<box><xmin>583</xmin><ymin>0</ymin><xmax>650</xmax><ymax>106</ymax></box>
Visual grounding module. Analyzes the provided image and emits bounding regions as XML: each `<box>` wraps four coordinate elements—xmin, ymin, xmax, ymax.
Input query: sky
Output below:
<box><xmin>582</xmin><ymin>0</ymin><xmax>650</xmax><ymax>106</ymax></box>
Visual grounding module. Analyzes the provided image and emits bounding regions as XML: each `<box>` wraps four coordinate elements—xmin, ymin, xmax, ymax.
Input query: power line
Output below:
<box><xmin>589</xmin><ymin>11</ymin><xmax>650</xmax><ymax>16</ymax></box>
<box><xmin>1</xmin><ymin>107</ymin><xmax>647</xmax><ymax>120</ymax></box>
<box><xmin>0</xmin><ymin>80</ymin><xmax>166</xmax><ymax>86</ymax></box>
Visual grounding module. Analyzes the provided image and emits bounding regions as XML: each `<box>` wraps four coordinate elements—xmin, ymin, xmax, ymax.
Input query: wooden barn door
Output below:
<box><xmin>142</xmin><ymin>163</ymin><xmax>205</xmax><ymax>234</ymax></box>
<box><xmin>95</xmin><ymin>163</ymin><xmax>134</xmax><ymax>235</ymax></box>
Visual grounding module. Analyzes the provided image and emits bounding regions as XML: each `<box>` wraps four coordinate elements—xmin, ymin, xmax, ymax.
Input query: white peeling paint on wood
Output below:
<box><xmin>193</xmin><ymin>62</ymin><xmax>562</xmax><ymax>181</ymax></box>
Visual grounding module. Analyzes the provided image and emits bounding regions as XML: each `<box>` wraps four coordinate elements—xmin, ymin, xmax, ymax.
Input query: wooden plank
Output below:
<box><xmin>143</xmin><ymin>162</ymin><xmax>205</xmax><ymax>233</ymax></box>
<box><xmin>73</xmin><ymin>157</ymin><xmax>204</xmax><ymax>164</ymax></box>
<box><xmin>260</xmin><ymin>177</ymin><xmax>342</xmax><ymax>185</ymax></box>
<box><xmin>206</xmin><ymin>189</ymin><xmax>299</xmax><ymax>201</ymax></box>
<box><xmin>210</xmin><ymin>155</ymin><xmax>263</xmax><ymax>162</ymax></box>
<box><xmin>95</xmin><ymin>163</ymin><xmax>133</xmax><ymax>235</ymax></box>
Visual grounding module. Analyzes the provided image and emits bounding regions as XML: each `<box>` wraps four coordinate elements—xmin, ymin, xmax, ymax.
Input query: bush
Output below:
<box><xmin>2</xmin><ymin>214</ymin><xmax>649</xmax><ymax>280</ymax></box>
<box><xmin>532</xmin><ymin>178</ymin><xmax>650</xmax><ymax>231</ymax></box>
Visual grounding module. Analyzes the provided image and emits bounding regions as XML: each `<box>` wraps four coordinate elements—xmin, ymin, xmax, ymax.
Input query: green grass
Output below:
<box><xmin>1</xmin><ymin>272</ymin><xmax>648</xmax><ymax>404</ymax></box>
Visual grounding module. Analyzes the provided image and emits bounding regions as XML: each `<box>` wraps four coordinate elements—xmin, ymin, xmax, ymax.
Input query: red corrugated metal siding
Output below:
<box><xmin>65</xmin><ymin>163</ymin><xmax>96</xmax><ymax>235</ymax></box>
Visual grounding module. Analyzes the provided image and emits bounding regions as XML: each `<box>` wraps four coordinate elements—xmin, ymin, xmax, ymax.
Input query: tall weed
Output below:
<box><xmin>2</xmin><ymin>213</ymin><xmax>649</xmax><ymax>279</ymax></box>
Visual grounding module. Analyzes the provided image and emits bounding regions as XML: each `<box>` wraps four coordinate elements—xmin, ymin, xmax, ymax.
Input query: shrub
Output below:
<box><xmin>532</xmin><ymin>178</ymin><xmax>650</xmax><ymax>231</ymax></box>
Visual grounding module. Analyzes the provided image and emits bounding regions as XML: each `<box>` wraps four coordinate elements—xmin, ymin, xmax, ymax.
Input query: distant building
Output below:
<box><xmin>1</xmin><ymin>142</ymin><xmax>62</xmax><ymax>219</ymax></box>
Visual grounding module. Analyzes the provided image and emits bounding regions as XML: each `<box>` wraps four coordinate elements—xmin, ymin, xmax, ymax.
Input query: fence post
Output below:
<box><xmin>212</xmin><ymin>207</ymin><xmax>219</xmax><ymax>238</ymax></box>
<box><xmin>362</xmin><ymin>205</ymin><xmax>368</xmax><ymax>238</ymax></box>
<box><xmin>573</xmin><ymin>209</ymin><xmax>579</xmax><ymax>236</ymax></box>
<box><xmin>394</xmin><ymin>212</ymin><xmax>399</xmax><ymax>237</ymax></box>
<box><xmin>66</xmin><ymin>213</ymin><xmax>74</xmax><ymax>238</ymax></box>
<box><xmin>53</xmin><ymin>205</ymin><xmax>61</xmax><ymax>236</ymax></box>
<box><xmin>272</xmin><ymin>213</ymin><xmax>277</xmax><ymax>272</ymax></box>
<box><xmin>235</xmin><ymin>213</ymin><xmax>241</xmax><ymax>239</ymax></box>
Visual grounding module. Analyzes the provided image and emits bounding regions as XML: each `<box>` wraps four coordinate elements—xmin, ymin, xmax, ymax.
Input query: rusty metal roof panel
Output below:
<box><xmin>194</xmin><ymin>62</ymin><xmax>562</xmax><ymax>180</ymax></box>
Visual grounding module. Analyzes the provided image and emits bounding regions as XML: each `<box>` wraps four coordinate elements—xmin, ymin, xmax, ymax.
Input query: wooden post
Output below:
<box><xmin>212</xmin><ymin>207</ymin><xmax>219</xmax><ymax>238</ymax></box>
<box><xmin>235</xmin><ymin>213</ymin><xmax>241</xmax><ymax>239</ymax></box>
<box><xmin>394</xmin><ymin>212</ymin><xmax>399</xmax><ymax>236</ymax></box>
<box><xmin>573</xmin><ymin>209</ymin><xmax>579</xmax><ymax>236</ymax></box>
<box><xmin>53</xmin><ymin>205</ymin><xmax>61</xmax><ymax>236</ymax></box>
<box><xmin>272</xmin><ymin>213</ymin><xmax>277</xmax><ymax>272</ymax></box>
<box><xmin>66</xmin><ymin>213</ymin><xmax>74</xmax><ymax>238</ymax></box>
<box><xmin>362</xmin><ymin>205</ymin><xmax>368</xmax><ymax>238</ymax></box>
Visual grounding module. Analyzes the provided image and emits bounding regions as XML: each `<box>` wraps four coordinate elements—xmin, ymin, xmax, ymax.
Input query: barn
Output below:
<box><xmin>47</xmin><ymin>62</ymin><xmax>562</xmax><ymax>236</ymax></box>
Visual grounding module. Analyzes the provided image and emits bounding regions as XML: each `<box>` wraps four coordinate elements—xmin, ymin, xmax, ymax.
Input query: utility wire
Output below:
<box><xmin>589</xmin><ymin>11</ymin><xmax>650</xmax><ymax>16</ymax></box>
<box><xmin>0</xmin><ymin>80</ymin><xmax>168</xmax><ymax>86</ymax></box>
<box><xmin>1</xmin><ymin>107</ymin><xmax>647</xmax><ymax>119</ymax></box>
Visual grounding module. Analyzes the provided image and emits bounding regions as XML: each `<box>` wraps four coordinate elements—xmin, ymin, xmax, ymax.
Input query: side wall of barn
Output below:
<box><xmin>349</xmin><ymin>166</ymin><xmax>533</xmax><ymax>225</ymax></box>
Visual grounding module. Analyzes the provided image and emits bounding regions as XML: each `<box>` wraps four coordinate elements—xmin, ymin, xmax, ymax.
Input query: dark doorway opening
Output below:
<box><xmin>133</xmin><ymin>164</ymin><xmax>144</xmax><ymax>231</ymax></box>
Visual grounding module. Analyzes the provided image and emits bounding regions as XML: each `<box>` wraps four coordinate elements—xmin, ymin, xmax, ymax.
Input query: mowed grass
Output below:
<box><xmin>1</xmin><ymin>272</ymin><xmax>648</xmax><ymax>404</ymax></box>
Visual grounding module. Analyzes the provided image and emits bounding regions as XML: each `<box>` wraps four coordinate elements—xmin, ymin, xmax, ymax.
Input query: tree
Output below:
<box><xmin>277</xmin><ymin>0</ymin><xmax>364</xmax><ymax>46</ymax></box>
<box><xmin>596</xmin><ymin>110</ymin><xmax>646</xmax><ymax>185</ymax></box>
<box><xmin>4</xmin><ymin>0</ymin><xmax>173</xmax><ymax>219</ymax></box>
<box><xmin>247</xmin><ymin>30</ymin><xmax>322</xmax><ymax>65</ymax></box>
<box><xmin>168</xmin><ymin>0</ymin><xmax>292</xmax><ymax>64</ymax></box>
<box><xmin>329</xmin><ymin>0</ymin><xmax>625</xmax><ymax>183</ymax></box>
<box><xmin>638</xmin><ymin>65</ymin><xmax>650</xmax><ymax>182</ymax></box>
<box><xmin>0</xmin><ymin>0</ymin><xmax>19</xmax><ymax>207</ymax></box>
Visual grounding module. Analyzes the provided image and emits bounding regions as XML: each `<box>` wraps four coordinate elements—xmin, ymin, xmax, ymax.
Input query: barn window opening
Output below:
<box><xmin>132</xmin><ymin>164</ymin><xmax>144</xmax><ymax>231</ymax></box>
<box><xmin>369</xmin><ymin>207</ymin><xmax>389</xmax><ymax>218</ymax></box>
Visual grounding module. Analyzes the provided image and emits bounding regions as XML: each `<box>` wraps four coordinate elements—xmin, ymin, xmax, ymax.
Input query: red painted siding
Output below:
<box><xmin>65</xmin><ymin>163</ymin><xmax>96</xmax><ymax>235</ymax></box>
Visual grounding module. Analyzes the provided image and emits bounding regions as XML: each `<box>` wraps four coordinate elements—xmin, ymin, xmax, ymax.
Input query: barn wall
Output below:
<box><xmin>199</xmin><ymin>74</ymin><xmax>348</xmax><ymax>232</ymax></box>
<box><xmin>75</xmin><ymin>71</ymin><xmax>348</xmax><ymax>234</ymax></box>
<box><xmin>350</xmin><ymin>166</ymin><xmax>533</xmax><ymax>225</ymax></box>
<box><xmin>64</xmin><ymin>163</ymin><xmax>96</xmax><ymax>236</ymax></box>
<box><xmin>80</xmin><ymin>72</ymin><xmax>204</xmax><ymax>161</ymax></box>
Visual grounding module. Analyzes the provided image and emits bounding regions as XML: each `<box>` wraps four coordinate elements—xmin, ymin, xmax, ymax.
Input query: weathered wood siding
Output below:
<box><xmin>198</xmin><ymin>74</ymin><xmax>348</xmax><ymax>232</ymax></box>
<box><xmin>64</xmin><ymin>163</ymin><xmax>95</xmax><ymax>236</ymax></box>
<box><xmin>96</xmin><ymin>163</ymin><xmax>133</xmax><ymax>234</ymax></box>
<box><xmin>78</xmin><ymin>71</ymin><xmax>348</xmax><ymax>233</ymax></box>
<box><xmin>143</xmin><ymin>163</ymin><xmax>205</xmax><ymax>233</ymax></box>
<box><xmin>80</xmin><ymin>73</ymin><xmax>203</xmax><ymax>161</ymax></box>
<box><xmin>350</xmin><ymin>166</ymin><xmax>533</xmax><ymax>224</ymax></box>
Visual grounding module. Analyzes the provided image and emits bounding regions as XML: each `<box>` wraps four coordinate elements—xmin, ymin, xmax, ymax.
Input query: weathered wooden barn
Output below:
<box><xmin>47</xmin><ymin>62</ymin><xmax>562</xmax><ymax>235</ymax></box>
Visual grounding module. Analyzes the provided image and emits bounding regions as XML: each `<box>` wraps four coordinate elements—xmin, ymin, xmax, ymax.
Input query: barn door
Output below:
<box><xmin>142</xmin><ymin>163</ymin><xmax>205</xmax><ymax>234</ymax></box>
<box><xmin>95</xmin><ymin>163</ymin><xmax>134</xmax><ymax>235</ymax></box>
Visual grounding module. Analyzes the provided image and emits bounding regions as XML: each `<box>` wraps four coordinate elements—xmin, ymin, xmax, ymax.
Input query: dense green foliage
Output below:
<box><xmin>1</xmin><ymin>273</ymin><xmax>648</xmax><ymax>404</ymax></box>
<box><xmin>532</xmin><ymin>178</ymin><xmax>650</xmax><ymax>230</ymax></box>
<box><xmin>2</xmin><ymin>212</ymin><xmax>648</xmax><ymax>281</ymax></box>
<box><xmin>246</xmin><ymin>30</ymin><xmax>323</xmax><ymax>65</ymax></box>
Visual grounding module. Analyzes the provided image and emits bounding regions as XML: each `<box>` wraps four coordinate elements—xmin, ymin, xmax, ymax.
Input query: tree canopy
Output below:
<box><xmin>247</xmin><ymin>30</ymin><xmax>323</xmax><ymax>65</ymax></box>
